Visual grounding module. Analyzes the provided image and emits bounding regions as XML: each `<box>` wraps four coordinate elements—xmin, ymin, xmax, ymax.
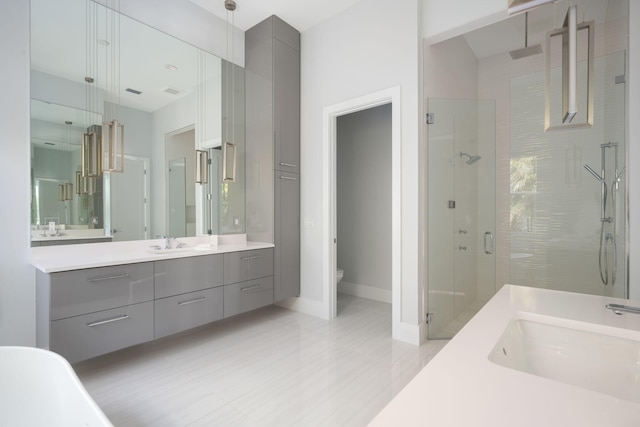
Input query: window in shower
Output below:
<box><xmin>510</xmin><ymin>156</ymin><xmax>537</xmax><ymax>233</ymax></box>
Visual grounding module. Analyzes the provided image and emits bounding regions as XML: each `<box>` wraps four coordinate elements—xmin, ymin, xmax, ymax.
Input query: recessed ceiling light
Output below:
<box><xmin>163</xmin><ymin>86</ymin><xmax>182</xmax><ymax>95</ymax></box>
<box><xmin>165</xmin><ymin>64</ymin><xmax>178</xmax><ymax>71</ymax></box>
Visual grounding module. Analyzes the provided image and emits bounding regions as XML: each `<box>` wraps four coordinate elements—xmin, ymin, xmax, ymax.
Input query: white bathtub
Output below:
<box><xmin>0</xmin><ymin>346</ymin><xmax>112</xmax><ymax>426</ymax></box>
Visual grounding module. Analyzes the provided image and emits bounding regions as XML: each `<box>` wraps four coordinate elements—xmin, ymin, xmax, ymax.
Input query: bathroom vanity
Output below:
<box><xmin>370</xmin><ymin>285</ymin><xmax>640</xmax><ymax>426</ymax></box>
<box><xmin>32</xmin><ymin>237</ymin><xmax>274</xmax><ymax>363</ymax></box>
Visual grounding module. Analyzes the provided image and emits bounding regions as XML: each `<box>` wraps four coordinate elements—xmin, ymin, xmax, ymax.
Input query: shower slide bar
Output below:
<box><xmin>583</xmin><ymin>142</ymin><xmax>621</xmax><ymax>286</ymax></box>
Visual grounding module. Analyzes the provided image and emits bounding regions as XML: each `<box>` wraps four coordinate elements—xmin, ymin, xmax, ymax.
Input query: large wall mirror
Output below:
<box><xmin>30</xmin><ymin>0</ymin><xmax>245</xmax><ymax>246</ymax></box>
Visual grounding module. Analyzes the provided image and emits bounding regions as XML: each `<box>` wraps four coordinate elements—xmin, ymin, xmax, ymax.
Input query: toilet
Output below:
<box><xmin>337</xmin><ymin>268</ymin><xmax>344</xmax><ymax>284</ymax></box>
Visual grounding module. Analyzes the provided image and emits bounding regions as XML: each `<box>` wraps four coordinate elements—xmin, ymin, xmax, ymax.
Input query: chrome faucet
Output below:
<box><xmin>157</xmin><ymin>235</ymin><xmax>175</xmax><ymax>249</ymax></box>
<box><xmin>606</xmin><ymin>303</ymin><xmax>640</xmax><ymax>315</ymax></box>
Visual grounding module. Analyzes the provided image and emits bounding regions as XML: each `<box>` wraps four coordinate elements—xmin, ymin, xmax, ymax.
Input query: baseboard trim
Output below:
<box><xmin>338</xmin><ymin>281</ymin><xmax>392</xmax><ymax>304</ymax></box>
<box><xmin>393</xmin><ymin>321</ymin><xmax>421</xmax><ymax>345</ymax></box>
<box><xmin>275</xmin><ymin>296</ymin><xmax>328</xmax><ymax>320</ymax></box>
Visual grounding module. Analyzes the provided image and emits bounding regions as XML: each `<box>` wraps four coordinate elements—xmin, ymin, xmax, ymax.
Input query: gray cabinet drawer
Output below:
<box><xmin>154</xmin><ymin>287</ymin><xmax>224</xmax><ymax>339</ymax></box>
<box><xmin>224</xmin><ymin>276</ymin><xmax>273</xmax><ymax>318</ymax></box>
<box><xmin>224</xmin><ymin>248</ymin><xmax>273</xmax><ymax>285</ymax></box>
<box><xmin>50</xmin><ymin>263</ymin><xmax>154</xmax><ymax>321</ymax></box>
<box><xmin>155</xmin><ymin>255</ymin><xmax>223</xmax><ymax>299</ymax></box>
<box><xmin>50</xmin><ymin>301</ymin><xmax>154</xmax><ymax>363</ymax></box>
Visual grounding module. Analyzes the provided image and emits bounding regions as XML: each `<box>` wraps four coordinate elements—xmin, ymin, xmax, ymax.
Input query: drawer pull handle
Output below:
<box><xmin>279</xmin><ymin>162</ymin><xmax>297</xmax><ymax>168</ymax></box>
<box><xmin>241</xmin><ymin>285</ymin><xmax>263</xmax><ymax>293</ymax></box>
<box><xmin>279</xmin><ymin>176</ymin><xmax>297</xmax><ymax>181</ymax></box>
<box><xmin>87</xmin><ymin>273</ymin><xmax>130</xmax><ymax>283</ymax></box>
<box><xmin>178</xmin><ymin>296</ymin><xmax>207</xmax><ymax>306</ymax></box>
<box><xmin>241</xmin><ymin>255</ymin><xmax>263</xmax><ymax>261</ymax></box>
<box><xmin>87</xmin><ymin>314</ymin><xmax>129</xmax><ymax>327</ymax></box>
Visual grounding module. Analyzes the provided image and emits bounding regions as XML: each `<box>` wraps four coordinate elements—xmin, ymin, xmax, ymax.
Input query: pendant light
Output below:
<box><xmin>102</xmin><ymin>0</ymin><xmax>124</xmax><ymax>173</ymax></box>
<box><xmin>83</xmin><ymin>0</ymin><xmax>102</xmax><ymax>178</ymax></box>
<box><xmin>59</xmin><ymin>121</ymin><xmax>74</xmax><ymax>201</ymax></box>
<box><xmin>223</xmin><ymin>0</ymin><xmax>237</xmax><ymax>183</ymax></box>
<box><xmin>195</xmin><ymin>48</ymin><xmax>209</xmax><ymax>185</ymax></box>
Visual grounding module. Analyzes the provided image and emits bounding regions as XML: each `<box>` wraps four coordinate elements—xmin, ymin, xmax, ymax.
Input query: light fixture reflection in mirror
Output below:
<box><xmin>102</xmin><ymin>119</ymin><xmax>124</xmax><ymax>172</ymax></box>
<box><xmin>222</xmin><ymin>141</ymin><xmax>236</xmax><ymax>182</ymax></box>
<box><xmin>195</xmin><ymin>150</ymin><xmax>209</xmax><ymax>184</ymax></box>
<box><xmin>82</xmin><ymin>129</ymin><xmax>102</xmax><ymax>177</ymax></box>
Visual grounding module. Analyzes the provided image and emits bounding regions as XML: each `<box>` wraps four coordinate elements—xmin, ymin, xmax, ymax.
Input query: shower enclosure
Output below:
<box><xmin>426</xmin><ymin>0</ymin><xmax>628</xmax><ymax>340</ymax></box>
<box><xmin>427</xmin><ymin>99</ymin><xmax>496</xmax><ymax>339</ymax></box>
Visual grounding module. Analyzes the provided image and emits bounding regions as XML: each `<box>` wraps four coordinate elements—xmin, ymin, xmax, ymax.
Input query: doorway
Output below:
<box><xmin>322</xmin><ymin>86</ymin><xmax>403</xmax><ymax>341</ymax></box>
<box><xmin>108</xmin><ymin>155</ymin><xmax>150</xmax><ymax>242</ymax></box>
<box><xmin>165</xmin><ymin>128</ymin><xmax>196</xmax><ymax>237</ymax></box>
<box><xmin>336</xmin><ymin>104</ymin><xmax>392</xmax><ymax>308</ymax></box>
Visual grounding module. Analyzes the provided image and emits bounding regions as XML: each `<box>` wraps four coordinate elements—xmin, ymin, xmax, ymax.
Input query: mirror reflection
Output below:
<box><xmin>30</xmin><ymin>0</ymin><xmax>245</xmax><ymax>246</ymax></box>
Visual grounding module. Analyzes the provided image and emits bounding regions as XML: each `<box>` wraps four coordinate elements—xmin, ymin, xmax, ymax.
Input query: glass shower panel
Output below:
<box><xmin>427</xmin><ymin>99</ymin><xmax>496</xmax><ymax>339</ymax></box>
<box><xmin>509</xmin><ymin>51</ymin><xmax>626</xmax><ymax>298</ymax></box>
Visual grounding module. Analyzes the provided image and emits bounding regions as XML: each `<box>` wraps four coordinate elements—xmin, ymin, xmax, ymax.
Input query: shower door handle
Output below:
<box><xmin>484</xmin><ymin>231</ymin><xmax>494</xmax><ymax>255</ymax></box>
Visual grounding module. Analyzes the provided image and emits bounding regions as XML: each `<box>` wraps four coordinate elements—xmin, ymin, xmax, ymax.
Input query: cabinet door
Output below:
<box><xmin>224</xmin><ymin>276</ymin><xmax>274</xmax><ymax>318</ymax></box>
<box><xmin>154</xmin><ymin>287</ymin><xmax>223</xmax><ymax>339</ymax></box>
<box><xmin>155</xmin><ymin>255</ymin><xmax>223</xmax><ymax>299</ymax></box>
<box><xmin>273</xmin><ymin>38</ymin><xmax>300</xmax><ymax>173</ymax></box>
<box><xmin>50</xmin><ymin>301</ymin><xmax>154</xmax><ymax>364</ymax></box>
<box><xmin>274</xmin><ymin>171</ymin><xmax>300</xmax><ymax>301</ymax></box>
<box><xmin>50</xmin><ymin>263</ymin><xmax>154</xmax><ymax>321</ymax></box>
<box><xmin>223</xmin><ymin>248</ymin><xmax>274</xmax><ymax>285</ymax></box>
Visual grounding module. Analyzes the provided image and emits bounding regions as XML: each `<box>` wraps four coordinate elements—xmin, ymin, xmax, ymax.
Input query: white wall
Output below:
<box><xmin>0</xmin><ymin>0</ymin><xmax>32</xmax><ymax>345</ymax></box>
<box><xmin>337</xmin><ymin>104</ymin><xmax>392</xmax><ymax>299</ymax></box>
<box><xmin>299</xmin><ymin>0</ymin><xmax>421</xmax><ymax>332</ymax></box>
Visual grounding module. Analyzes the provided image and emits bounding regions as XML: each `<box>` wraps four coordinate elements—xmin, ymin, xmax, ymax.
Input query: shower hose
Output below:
<box><xmin>598</xmin><ymin>181</ymin><xmax>617</xmax><ymax>286</ymax></box>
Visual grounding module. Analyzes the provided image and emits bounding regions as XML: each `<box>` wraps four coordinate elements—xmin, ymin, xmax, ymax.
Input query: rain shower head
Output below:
<box><xmin>509</xmin><ymin>12</ymin><xmax>542</xmax><ymax>60</ymax></box>
<box><xmin>460</xmin><ymin>152</ymin><xmax>482</xmax><ymax>165</ymax></box>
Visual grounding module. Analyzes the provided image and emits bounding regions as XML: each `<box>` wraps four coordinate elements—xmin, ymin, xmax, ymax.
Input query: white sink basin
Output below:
<box><xmin>488</xmin><ymin>318</ymin><xmax>640</xmax><ymax>403</ymax></box>
<box><xmin>145</xmin><ymin>243</ymin><xmax>214</xmax><ymax>254</ymax></box>
<box><xmin>146</xmin><ymin>246</ymin><xmax>194</xmax><ymax>254</ymax></box>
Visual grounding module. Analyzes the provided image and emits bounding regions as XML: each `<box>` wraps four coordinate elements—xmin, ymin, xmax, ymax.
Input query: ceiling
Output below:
<box><xmin>188</xmin><ymin>0</ymin><xmax>364</xmax><ymax>32</ymax></box>
<box><xmin>462</xmin><ymin>0</ymin><xmax>616</xmax><ymax>60</ymax></box>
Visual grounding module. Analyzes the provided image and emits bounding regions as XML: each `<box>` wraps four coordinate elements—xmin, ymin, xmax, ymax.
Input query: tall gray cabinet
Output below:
<box><xmin>246</xmin><ymin>16</ymin><xmax>300</xmax><ymax>302</ymax></box>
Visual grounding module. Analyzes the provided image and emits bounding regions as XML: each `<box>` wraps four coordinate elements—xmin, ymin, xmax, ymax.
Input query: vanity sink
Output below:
<box><xmin>146</xmin><ymin>246</ymin><xmax>194</xmax><ymax>254</ymax></box>
<box><xmin>488</xmin><ymin>318</ymin><xmax>640</xmax><ymax>403</ymax></box>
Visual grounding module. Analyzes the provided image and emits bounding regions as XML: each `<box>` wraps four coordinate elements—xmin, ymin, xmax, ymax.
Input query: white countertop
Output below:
<box><xmin>31</xmin><ymin>235</ymin><xmax>274</xmax><ymax>273</ymax></box>
<box><xmin>369</xmin><ymin>285</ymin><xmax>640</xmax><ymax>427</ymax></box>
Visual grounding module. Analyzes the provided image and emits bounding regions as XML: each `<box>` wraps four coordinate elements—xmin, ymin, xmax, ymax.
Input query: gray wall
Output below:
<box><xmin>337</xmin><ymin>103</ymin><xmax>392</xmax><ymax>292</ymax></box>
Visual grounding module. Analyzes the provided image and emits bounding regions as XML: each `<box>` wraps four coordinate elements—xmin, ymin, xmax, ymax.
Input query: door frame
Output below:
<box><xmin>105</xmin><ymin>154</ymin><xmax>151</xmax><ymax>241</ymax></box>
<box><xmin>322</xmin><ymin>86</ymin><xmax>402</xmax><ymax>338</ymax></box>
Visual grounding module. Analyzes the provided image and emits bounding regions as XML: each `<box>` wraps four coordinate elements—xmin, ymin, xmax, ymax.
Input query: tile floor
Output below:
<box><xmin>75</xmin><ymin>295</ymin><xmax>449</xmax><ymax>426</ymax></box>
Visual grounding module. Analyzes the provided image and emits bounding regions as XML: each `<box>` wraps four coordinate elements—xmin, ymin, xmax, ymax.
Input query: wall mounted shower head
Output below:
<box><xmin>460</xmin><ymin>152</ymin><xmax>482</xmax><ymax>165</ymax></box>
